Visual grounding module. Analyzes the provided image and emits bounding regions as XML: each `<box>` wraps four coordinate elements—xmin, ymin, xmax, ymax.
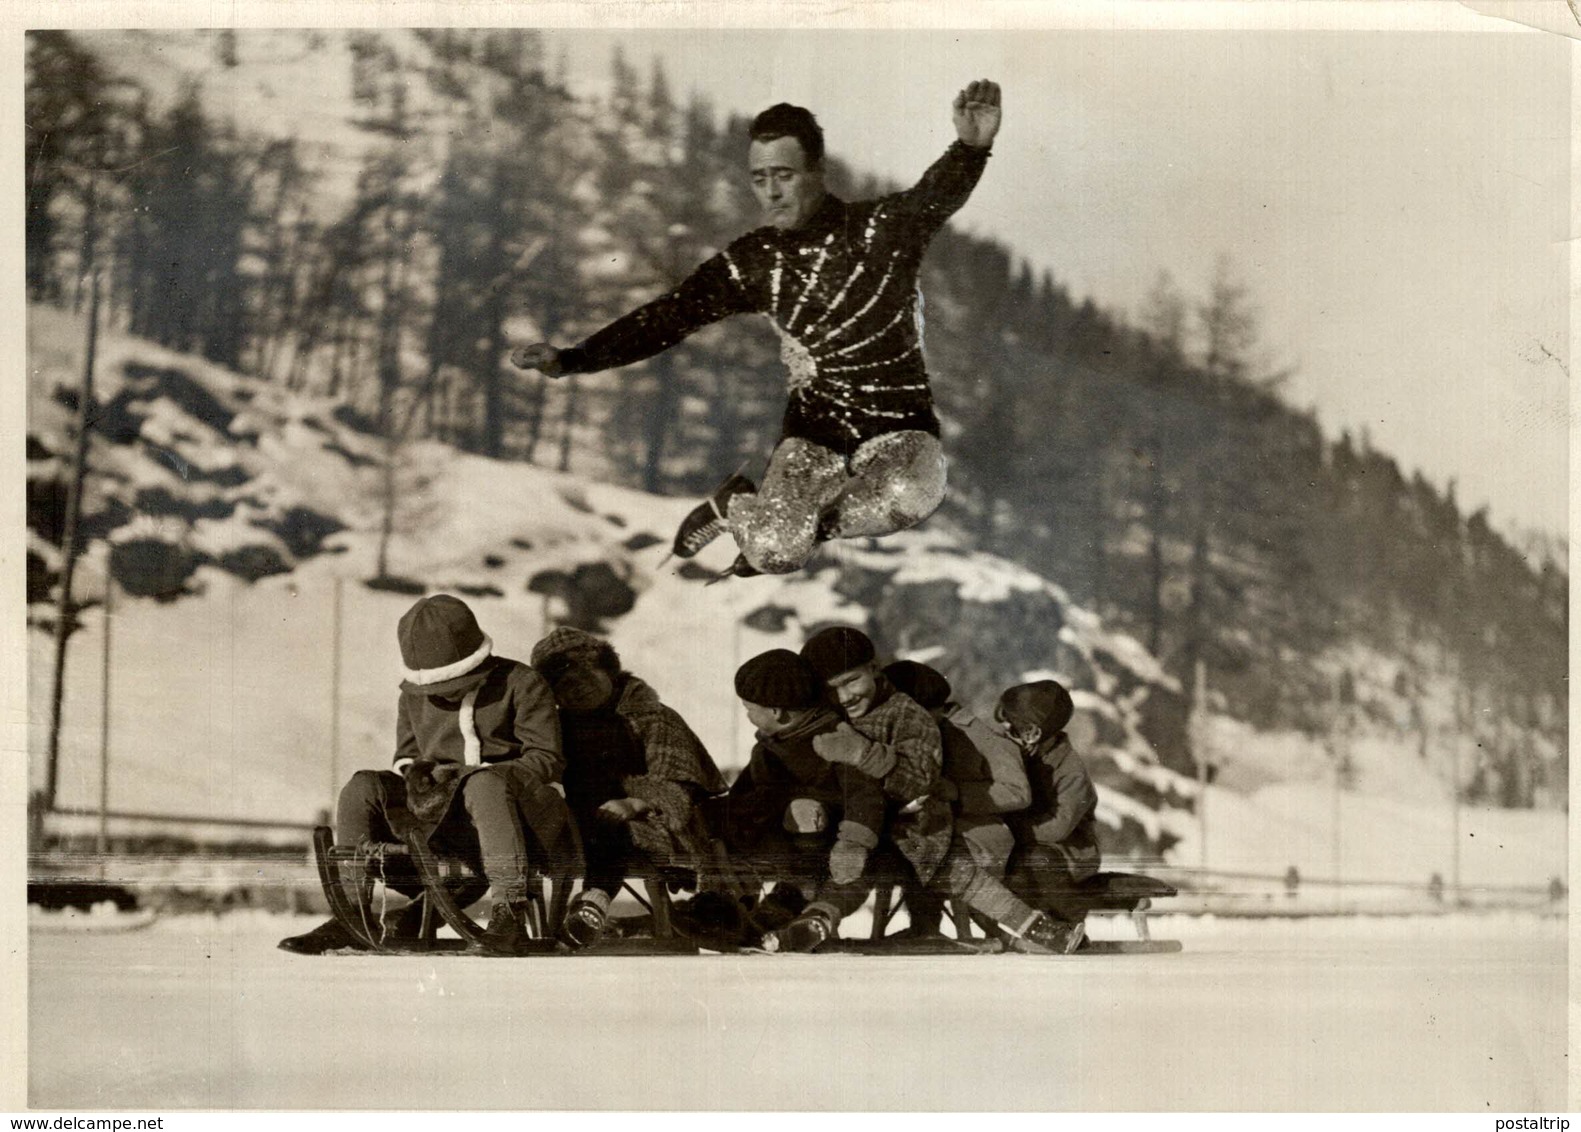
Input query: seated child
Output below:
<box><xmin>996</xmin><ymin>679</ymin><xmax>1102</xmax><ymax>927</ymax></box>
<box><xmin>529</xmin><ymin>627</ymin><xmax>727</xmax><ymax>950</ymax></box>
<box><xmin>883</xmin><ymin>659</ymin><xmax>1030</xmax><ymax>935</ymax></box>
<box><xmin>719</xmin><ymin>648</ymin><xmax>889</xmax><ymax>949</ymax></box>
<box><xmin>779</xmin><ymin>627</ymin><xmax>1082</xmax><ymax>954</ymax></box>
<box><xmin>280</xmin><ymin>595</ymin><xmax>576</xmax><ymax>956</ymax></box>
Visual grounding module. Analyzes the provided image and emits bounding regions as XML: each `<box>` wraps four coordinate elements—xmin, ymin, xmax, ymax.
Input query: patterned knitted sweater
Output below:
<box><xmin>848</xmin><ymin>685</ymin><xmax>945</xmax><ymax>803</ymax></box>
<box><xmin>558</xmin><ymin>141</ymin><xmax>992</xmax><ymax>452</ymax></box>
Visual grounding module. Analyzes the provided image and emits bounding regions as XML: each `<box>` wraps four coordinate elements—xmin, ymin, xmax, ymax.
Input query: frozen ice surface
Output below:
<box><xmin>27</xmin><ymin>910</ymin><xmax>1565</xmax><ymax>1111</ymax></box>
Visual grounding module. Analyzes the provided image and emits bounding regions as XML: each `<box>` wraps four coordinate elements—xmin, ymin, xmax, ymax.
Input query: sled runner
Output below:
<box><xmin>1073</xmin><ymin>871</ymin><xmax>1182</xmax><ymax>948</ymax></box>
<box><xmin>312</xmin><ymin>826</ymin><xmax>564</xmax><ymax>955</ymax></box>
<box><xmin>867</xmin><ymin>870</ymin><xmax>1183</xmax><ymax>956</ymax></box>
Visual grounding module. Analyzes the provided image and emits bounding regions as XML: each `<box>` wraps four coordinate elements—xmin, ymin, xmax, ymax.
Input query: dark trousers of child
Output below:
<box><xmin>575</xmin><ymin>814</ymin><xmax>644</xmax><ymax>899</ymax></box>
<box><xmin>1007</xmin><ymin>844</ymin><xmax>1096</xmax><ymax>925</ymax></box>
<box><xmin>904</xmin><ymin>816</ymin><xmax>1016</xmax><ymax>933</ymax></box>
<box><xmin>733</xmin><ymin>828</ymin><xmax>872</xmax><ymax>924</ymax></box>
<box><xmin>338</xmin><ymin>766</ymin><xmax>574</xmax><ymax>904</ymax></box>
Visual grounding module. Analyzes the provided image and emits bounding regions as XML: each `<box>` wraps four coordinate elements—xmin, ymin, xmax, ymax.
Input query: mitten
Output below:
<box><xmin>385</xmin><ymin>805</ymin><xmax>421</xmax><ymax>840</ymax></box>
<box><xmin>813</xmin><ymin>723</ymin><xmax>875</xmax><ymax>766</ymax></box>
<box><xmin>403</xmin><ymin>759</ymin><xmax>462</xmax><ymax>823</ymax></box>
<box><xmin>828</xmin><ymin>821</ymin><xmax>879</xmax><ymax>885</ymax></box>
<box><xmin>596</xmin><ymin>797</ymin><xmax>648</xmax><ymax>825</ymax></box>
<box><xmin>783</xmin><ymin>798</ymin><xmax>829</xmax><ymax>834</ymax></box>
<box><xmin>852</xmin><ymin>742</ymin><xmax>897</xmax><ymax>780</ymax></box>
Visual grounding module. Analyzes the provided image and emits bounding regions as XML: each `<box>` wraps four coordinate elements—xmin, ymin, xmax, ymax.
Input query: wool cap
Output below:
<box><xmin>397</xmin><ymin>595</ymin><xmax>494</xmax><ymax>696</ymax></box>
<box><xmin>800</xmin><ymin>625</ymin><xmax>876</xmax><ymax>681</ymax></box>
<box><xmin>530</xmin><ymin>626</ymin><xmax>620</xmax><ymax>678</ymax></box>
<box><xmin>997</xmin><ymin>679</ymin><xmax>1075</xmax><ymax>736</ymax></box>
<box><xmin>735</xmin><ymin>649</ymin><xmax>821</xmax><ymax>710</ymax></box>
<box><xmin>883</xmin><ymin>660</ymin><xmax>952</xmax><ymax>711</ymax></box>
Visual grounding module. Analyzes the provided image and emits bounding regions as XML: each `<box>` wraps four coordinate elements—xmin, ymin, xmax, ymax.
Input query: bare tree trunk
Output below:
<box><xmin>705</xmin><ymin>366</ymin><xmax>741</xmax><ymax>489</ymax></box>
<box><xmin>523</xmin><ymin>374</ymin><xmax>547</xmax><ymax>464</ymax></box>
<box><xmin>1180</xmin><ymin>514</ymin><xmax>1211</xmax><ymax>710</ymax></box>
<box><xmin>558</xmin><ymin>373</ymin><xmax>578</xmax><ymax>473</ymax></box>
<box><xmin>375</xmin><ymin>434</ymin><xmax>398</xmax><ymax>580</ymax></box>
<box><xmin>1145</xmin><ymin>444</ymin><xmax>1167</xmax><ymax>657</ymax></box>
<box><xmin>45</xmin><ymin>269</ymin><xmax>102</xmax><ymax>815</ymax></box>
<box><xmin>642</xmin><ymin>357</ymin><xmax>679</xmax><ymax>493</ymax></box>
<box><xmin>72</xmin><ymin>177</ymin><xmax>98</xmax><ymax>314</ymax></box>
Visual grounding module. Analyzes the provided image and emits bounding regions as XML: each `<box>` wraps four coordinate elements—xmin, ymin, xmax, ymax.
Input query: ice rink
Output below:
<box><xmin>27</xmin><ymin>910</ymin><xmax>1567</xmax><ymax>1111</ymax></box>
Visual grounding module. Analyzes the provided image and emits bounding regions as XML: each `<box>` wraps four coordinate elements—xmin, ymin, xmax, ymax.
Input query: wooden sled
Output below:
<box><xmin>1075</xmin><ymin>871</ymin><xmax>1181</xmax><ymax>950</ymax></box>
<box><xmin>315</xmin><ymin>826</ymin><xmax>1182</xmax><ymax>958</ymax></box>
<box><xmin>312</xmin><ymin>826</ymin><xmax>567</xmax><ymax>955</ymax></box>
<box><xmin>313</xmin><ymin>826</ymin><xmax>725</xmax><ymax>956</ymax></box>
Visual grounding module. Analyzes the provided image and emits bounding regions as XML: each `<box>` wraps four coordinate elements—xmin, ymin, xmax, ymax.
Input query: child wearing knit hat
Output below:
<box><xmin>529</xmin><ymin>626</ymin><xmax>727</xmax><ymax>951</ymax></box>
<box><xmin>996</xmin><ymin>679</ymin><xmax>1103</xmax><ymax>930</ymax></box>
<box><xmin>281</xmin><ymin>595</ymin><xmax>575</xmax><ymax>956</ymax></box>
<box><xmin>722</xmin><ymin>649</ymin><xmax>888</xmax><ymax>951</ymax></box>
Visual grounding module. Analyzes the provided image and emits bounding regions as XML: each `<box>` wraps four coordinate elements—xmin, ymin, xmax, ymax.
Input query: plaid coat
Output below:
<box><xmin>848</xmin><ymin>684</ymin><xmax>952</xmax><ymax>885</ymax></box>
<box><xmin>591</xmin><ymin>675</ymin><xmax>728</xmax><ymax>872</ymax></box>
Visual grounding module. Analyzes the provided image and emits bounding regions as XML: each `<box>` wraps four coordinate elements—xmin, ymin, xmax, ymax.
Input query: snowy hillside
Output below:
<box><xmin>27</xmin><ymin>304</ymin><xmax>1194</xmax><ymax>853</ymax></box>
<box><xmin>27</xmin><ymin>305</ymin><xmax>1566</xmax><ymax>889</ymax></box>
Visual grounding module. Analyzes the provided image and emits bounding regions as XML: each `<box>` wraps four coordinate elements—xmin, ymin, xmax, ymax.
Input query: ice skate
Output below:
<box><xmin>670</xmin><ymin>472</ymin><xmax>754</xmax><ymax>561</ymax></box>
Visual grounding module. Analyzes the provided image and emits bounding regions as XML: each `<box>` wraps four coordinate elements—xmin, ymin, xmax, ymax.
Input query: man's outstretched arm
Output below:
<box><xmin>892</xmin><ymin>79</ymin><xmax>1003</xmax><ymax>232</ymax></box>
<box><xmin>511</xmin><ymin>252</ymin><xmax>753</xmax><ymax>378</ymax></box>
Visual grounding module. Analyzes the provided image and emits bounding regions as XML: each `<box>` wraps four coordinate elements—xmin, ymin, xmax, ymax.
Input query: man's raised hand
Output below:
<box><xmin>953</xmin><ymin>79</ymin><xmax>1002</xmax><ymax>150</ymax></box>
<box><xmin>509</xmin><ymin>342</ymin><xmax>564</xmax><ymax>377</ymax></box>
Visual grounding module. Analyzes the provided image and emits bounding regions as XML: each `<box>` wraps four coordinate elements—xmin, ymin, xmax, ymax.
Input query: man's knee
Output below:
<box><xmin>845</xmin><ymin>431</ymin><xmax>947</xmax><ymax>532</ymax></box>
<box><xmin>735</xmin><ymin>515</ymin><xmax>818</xmax><ymax>574</ymax></box>
<box><xmin>886</xmin><ymin>437</ymin><xmax>947</xmax><ymax>524</ymax></box>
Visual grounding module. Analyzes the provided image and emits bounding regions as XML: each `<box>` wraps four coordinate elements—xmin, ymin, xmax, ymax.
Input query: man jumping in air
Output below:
<box><xmin>511</xmin><ymin>80</ymin><xmax>1003</xmax><ymax>577</ymax></box>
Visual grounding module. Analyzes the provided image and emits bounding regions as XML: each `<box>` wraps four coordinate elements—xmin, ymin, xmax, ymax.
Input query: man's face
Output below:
<box><xmin>827</xmin><ymin>665</ymin><xmax>880</xmax><ymax>720</ymax></box>
<box><xmin>749</xmin><ymin>135</ymin><xmax>826</xmax><ymax>230</ymax></box>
